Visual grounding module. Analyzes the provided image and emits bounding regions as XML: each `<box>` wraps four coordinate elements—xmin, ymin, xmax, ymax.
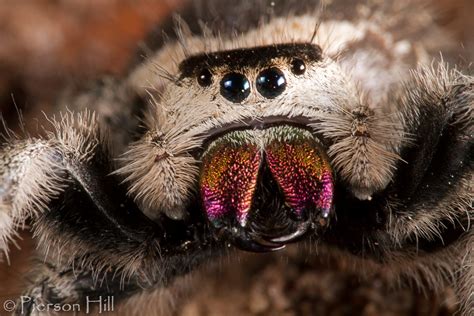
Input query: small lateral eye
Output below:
<box><xmin>291</xmin><ymin>58</ymin><xmax>306</xmax><ymax>75</ymax></box>
<box><xmin>220</xmin><ymin>72</ymin><xmax>251</xmax><ymax>103</ymax></box>
<box><xmin>197</xmin><ymin>68</ymin><xmax>213</xmax><ymax>87</ymax></box>
<box><xmin>256</xmin><ymin>67</ymin><xmax>286</xmax><ymax>99</ymax></box>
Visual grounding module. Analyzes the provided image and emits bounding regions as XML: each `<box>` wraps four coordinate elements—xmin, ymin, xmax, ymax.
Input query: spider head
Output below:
<box><xmin>126</xmin><ymin>43</ymin><xmax>360</xmax><ymax>252</ymax></box>
<box><xmin>177</xmin><ymin>44</ymin><xmax>339</xmax><ymax>251</ymax></box>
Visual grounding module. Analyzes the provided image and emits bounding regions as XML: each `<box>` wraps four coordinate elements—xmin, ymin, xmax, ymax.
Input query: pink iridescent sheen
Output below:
<box><xmin>265</xmin><ymin>140</ymin><xmax>333</xmax><ymax>218</ymax></box>
<box><xmin>200</xmin><ymin>129</ymin><xmax>334</xmax><ymax>227</ymax></box>
<box><xmin>200</xmin><ymin>142</ymin><xmax>261</xmax><ymax>226</ymax></box>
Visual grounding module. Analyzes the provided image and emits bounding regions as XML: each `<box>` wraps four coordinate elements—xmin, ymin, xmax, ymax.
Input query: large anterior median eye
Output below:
<box><xmin>220</xmin><ymin>72</ymin><xmax>251</xmax><ymax>103</ymax></box>
<box><xmin>256</xmin><ymin>67</ymin><xmax>286</xmax><ymax>99</ymax></box>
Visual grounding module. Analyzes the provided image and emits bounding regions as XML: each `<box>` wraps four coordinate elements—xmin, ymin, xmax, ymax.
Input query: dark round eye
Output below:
<box><xmin>197</xmin><ymin>68</ymin><xmax>213</xmax><ymax>87</ymax></box>
<box><xmin>220</xmin><ymin>72</ymin><xmax>251</xmax><ymax>103</ymax></box>
<box><xmin>291</xmin><ymin>58</ymin><xmax>306</xmax><ymax>75</ymax></box>
<box><xmin>256</xmin><ymin>67</ymin><xmax>286</xmax><ymax>99</ymax></box>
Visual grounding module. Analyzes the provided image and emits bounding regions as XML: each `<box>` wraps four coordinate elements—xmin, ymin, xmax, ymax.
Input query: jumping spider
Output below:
<box><xmin>0</xmin><ymin>0</ymin><xmax>472</xmax><ymax>315</ymax></box>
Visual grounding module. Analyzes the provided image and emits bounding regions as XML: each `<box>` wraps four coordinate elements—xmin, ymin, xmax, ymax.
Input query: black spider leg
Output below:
<box><xmin>30</xmin><ymin>162</ymin><xmax>216</xmax><ymax>315</ymax></box>
<box><xmin>0</xmin><ymin>115</ymin><xmax>220</xmax><ymax>315</ymax></box>
<box><xmin>321</xmin><ymin>67</ymin><xmax>472</xmax><ymax>313</ymax></box>
<box><xmin>17</xmin><ymin>163</ymin><xmax>217</xmax><ymax>315</ymax></box>
<box><xmin>323</xmin><ymin>68</ymin><xmax>472</xmax><ymax>256</ymax></box>
<box><xmin>391</xmin><ymin>81</ymin><xmax>473</xmax><ymax>248</ymax></box>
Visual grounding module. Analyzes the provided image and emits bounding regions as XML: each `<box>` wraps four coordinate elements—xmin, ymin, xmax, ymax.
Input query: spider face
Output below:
<box><xmin>161</xmin><ymin>43</ymin><xmax>342</xmax><ymax>251</ymax></box>
<box><xmin>139</xmin><ymin>43</ymin><xmax>359</xmax><ymax>226</ymax></box>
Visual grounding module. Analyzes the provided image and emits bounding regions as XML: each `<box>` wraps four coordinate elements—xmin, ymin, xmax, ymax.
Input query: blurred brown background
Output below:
<box><xmin>0</xmin><ymin>0</ymin><xmax>472</xmax><ymax>315</ymax></box>
<box><xmin>0</xmin><ymin>0</ymin><xmax>185</xmax><ymax>130</ymax></box>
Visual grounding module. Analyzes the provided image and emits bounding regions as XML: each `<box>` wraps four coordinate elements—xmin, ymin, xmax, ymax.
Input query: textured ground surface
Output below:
<box><xmin>0</xmin><ymin>1</ymin><xmax>472</xmax><ymax>315</ymax></box>
<box><xmin>176</xmin><ymin>247</ymin><xmax>457</xmax><ymax>316</ymax></box>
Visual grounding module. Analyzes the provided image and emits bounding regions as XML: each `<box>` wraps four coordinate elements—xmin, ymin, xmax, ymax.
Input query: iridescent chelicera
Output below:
<box><xmin>200</xmin><ymin>126</ymin><xmax>334</xmax><ymax>251</ymax></box>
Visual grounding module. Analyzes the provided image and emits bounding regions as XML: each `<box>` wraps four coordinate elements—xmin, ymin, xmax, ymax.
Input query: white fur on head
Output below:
<box><xmin>119</xmin><ymin>9</ymin><xmax>433</xmax><ymax>218</ymax></box>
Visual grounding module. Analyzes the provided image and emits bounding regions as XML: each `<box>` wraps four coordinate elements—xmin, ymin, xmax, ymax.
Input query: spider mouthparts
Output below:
<box><xmin>221</xmin><ymin>227</ymin><xmax>286</xmax><ymax>252</ymax></box>
<box><xmin>264</xmin><ymin>221</ymin><xmax>310</xmax><ymax>243</ymax></box>
<box><xmin>200</xmin><ymin>125</ymin><xmax>334</xmax><ymax>252</ymax></box>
